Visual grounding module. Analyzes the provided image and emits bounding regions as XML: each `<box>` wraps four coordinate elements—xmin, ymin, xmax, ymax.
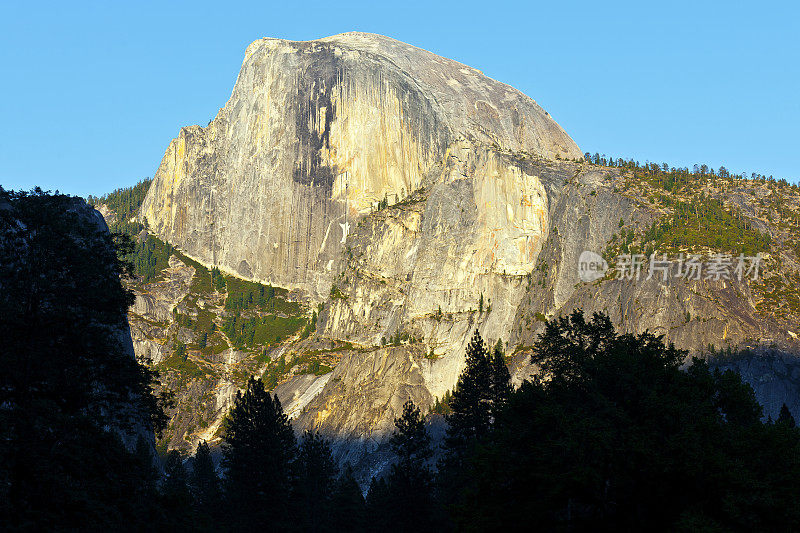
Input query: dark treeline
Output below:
<box><xmin>4</xmin><ymin>188</ymin><xmax>800</xmax><ymax>531</ymax></box>
<box><xmin>153</xmin><ymin>315</ymin><xmax>800</xmax><ymax>532</ymax></box>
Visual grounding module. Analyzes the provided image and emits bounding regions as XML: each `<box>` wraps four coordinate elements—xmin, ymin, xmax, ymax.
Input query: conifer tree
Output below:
<box><xmin>330</xmin><ymin>463</ymin><xmax>365</xmax><ymax>532</ymax></box>
<box><xmin>450</xmin><ymin>311</ymin><xmax>800</xmax><ymax>531</ymax></box>
<box><xmin>366</xmin><ymin>402</ymin><xmax>438</xmax><ymax>530</ymax></box>
<box><xmin>222</xmin><ymin>376</ymin><xmax>296</xmax><ymax>529</ymax></box>
<box><xmin>489</xmin><ymin>338</ymin><xmax>512</xmax><ymax>418</ymax></box>
<box><xmin>440</xmin><ymin>330</ymin><xmax>507</xmax><ymax>518</ymax></box>
<box><xmin>446</xmin><ymin>329</ymin><xmax>492</xmax><ymax>450</ymax></box>
<box><xmin>163</xmin><ymin>450</ymin><xmax>189</xmax><ymax>491</ymax></box>
<box><xmin>391</xmin><ymin>400</ymin><xmax>433</xmax><ymax>470</ymax></box>
<box><xmin>295</xmin><ymin>431</ymin><xmax>337</xmax><ymax>530</ymax></box>
<box><xmin>0</xmin><ymin>189</ymin><xmax>168</xmax><ymax>529</ymax></box>
<box><xmin>134</xmin><ymin>434</ymin><xmax>159</xmax><ymax>496</ymax></box>
<box><xmin>384</xmin><ymin>400</ymin><xmax>438</xmax><ymax>532</ymax></box>
<box><xmin>778</xmin><ymin>403</ymin><xmax>796</xmax><ymax>428</ymax></box>
<box><xmin>366</xmin><ymin>476</ymin><xmax>392</xmax><ymax>530</ymax></box>
<box><xmin>131</xmin><ymin>434</ymin><xmax>161</xmax><ymax>523</ymax></box>
<box><xmin>190</xmin><ymin>440</ymin><xmax>220</xmax><ymax>510</ymax></box>
<box><xmin>161</xmin><ymin>450</ymin><xmax>192</xmax><ymax>527</ymax></box>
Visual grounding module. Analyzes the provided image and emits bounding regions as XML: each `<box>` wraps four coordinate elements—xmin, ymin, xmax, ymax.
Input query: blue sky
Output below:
<box><xmin>1</xmin><ymin>0</ymin><xmax>797</xmax><ymax>197</ymax></box>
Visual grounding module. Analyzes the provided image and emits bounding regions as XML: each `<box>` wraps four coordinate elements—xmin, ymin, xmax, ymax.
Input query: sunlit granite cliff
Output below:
<box><xmin>130</xmin><ymin>33</ymin><xmax>800</xmax><ymax>481</ymax></box>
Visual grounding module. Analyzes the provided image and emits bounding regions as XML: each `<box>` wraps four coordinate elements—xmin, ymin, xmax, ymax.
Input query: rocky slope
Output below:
<box><xmin>116</xmin><ymin>33</ymin><xmax>800</xmax><ymax>479</ymax></box>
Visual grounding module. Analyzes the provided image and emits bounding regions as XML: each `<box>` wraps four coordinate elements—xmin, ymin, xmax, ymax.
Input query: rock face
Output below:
<box><xmin>710</xmin><ymin>349</ymin><xmax>800</xmax><ymax>421</ymax></box>
<box><xmin>134</xmin><ymin>33</ymin><xmax>800</xmax><ymax>480</ymax></box>
<box><xmin>140</xmin><ymin>32</ymin><xmax>580</xmax><ymax>299</ymax></box>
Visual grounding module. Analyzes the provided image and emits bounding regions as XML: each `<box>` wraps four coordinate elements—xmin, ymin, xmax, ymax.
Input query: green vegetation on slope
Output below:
<box><xmin>639</xmin><ymin>194</ymin><xmax>771</xmax><ymax>255</ymax></box>
<box><xmin>131</xmin><ymin>234</ymin><xmax>174</xmax><ymax>283</ymax></box>
<box><xmin>88</xmin><ymin>178</ymin><xmax>152</xmax><ymax>232</ymax></box>
<box><xmin>224</xmin><ymin>275</ymin><xmax>299</xmax><ymax>314</ymax></box>
<box><xmin>89</xmin><ymin>178</ymin><xmax>175</xmax><ymax>283</ymax></box>
<box><xmin>586</xmin><ymin>152</ymin><xmax>786</xmax><ymax>256</ymax></box>
<box><xmin>221</xmin><ymin>313</ymin><xmax>306</xmax><ymax>351</ymax></box>
<box><xmin>261</xmin><ymin>351</ymin><xmax>333</xmax><ymax>389</ymax></box>
<box><xmin>754</xmin><ymin>271</ymin><xmax>800</xmax><ymax>318</ymax></box>
<box><xmin>156</xmin><ymin>351</ymin><xmax>208</xmax><ymax>384</ymax></box>
<box><xmin>91</xmin><ymin>180</ymin><xmax>313</xmax><ymax>405</ymax></box>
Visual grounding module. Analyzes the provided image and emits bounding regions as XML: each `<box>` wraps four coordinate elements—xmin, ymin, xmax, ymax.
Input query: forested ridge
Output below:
<box><xmin>578</xmin><ymin>153</ymin><xmax>800</xmax><ymax>320</ymax></box>
<box><xmin>89</xmin><ymin>178</ymin><xmax>174</xmax><ymax>283</ymax></box>
<box><xmin>582</xmin><ymin>153</ymin><xmax>781</xmax><ymax>256</ymax></box>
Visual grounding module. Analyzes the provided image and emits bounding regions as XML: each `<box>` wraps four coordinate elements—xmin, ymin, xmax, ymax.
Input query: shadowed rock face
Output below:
<box><xmin>140</xmin><ymin>32</ymin><xmax>580</xmax><ymax>299</ymax></box>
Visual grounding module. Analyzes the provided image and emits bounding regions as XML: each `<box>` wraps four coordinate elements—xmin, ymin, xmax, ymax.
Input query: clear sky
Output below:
<box><xmin>1</xmin><ymin>0</ymin><xmax>798</xmax><ymax>197</ymax></box>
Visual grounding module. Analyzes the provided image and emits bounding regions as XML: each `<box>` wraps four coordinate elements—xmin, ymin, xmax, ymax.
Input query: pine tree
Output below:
<box><xmin>431</xmin><ymin>390</ymin><xmax>453</xmax><ymax>415</ymax></box>
<box><xmin>0</xmin><ymin>189</ymin><xmax>168</xmax><ymax>529</ymax></box>
<box><xmin>489</xmin><ymin>338</ymin><xmax>512</xmax><ymax>418</ymax></box>
<box><xmin>383</xmin><ymin>400</ymin><xmax>438</xmax><ymax>532</ymax></box>
<box><xmin>190</xmin><ymin>440</ymin><xmax>220</xmax><ymax>510</ymax></box>
<box><xmin>161</xmin><ymin>450</ymin><xmax>192</xmax><ymax>527</ymax></box>
<box><xmin>295</xmin><ymin>431</ymin><xmax>337</xmax><ymax>530</ymax></box>
<box><xmin>134</xmin><ymin>434</ymin><xmax>159</xmax><ymax>496</ymax></box>
<box><xmin>222</xmin><ymin>376</ymin><xmax>296</xmax><ymax>529</ymax></box>
<box><xmin>778</xmin><ymin>403</ymin><xmax>796</xmax><ymax>428</ymax></box>
<box><xmin>132</xmin><ymin>434</ymin><xmax>160</xmax><ymax>521</ymax></box>
<box><xmin>162</xmin><ymin>450</ymin><xmax>190</xmax><ymax>501</ymax></box>
<box><xmin>366</xmin><ymin>476</ymin><xmax>392</xmax><ymax>530</ymax></box>
<box><xmin>446</xmin><ymin>329</ymin><xmax>492</xmax><ymax>450</ymax></box>
<box><xmin>391</xmin><ymin>401</ymin><xmax>433</xmax><ymax>469</ymax></box>
<box><xmin>330</xmin><ymin>463</ymin><xmax>365</xmax><ymax>532</ymax></box>
<box><xmin>439</xmin><ymin>330</ymin><xmax>500</xmax><ymax>517</ymax></box>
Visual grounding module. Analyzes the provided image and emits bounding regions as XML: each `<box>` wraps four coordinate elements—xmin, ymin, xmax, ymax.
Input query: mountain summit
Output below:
<box><xmin>123</xmin><ymin>34</ymin><xmax>800</xmax><ymax>479</ymax></box>
<box><xmin>140</xmin><ymin>32</ymin><xmax>580</xmax><ymax>295</ymax></box>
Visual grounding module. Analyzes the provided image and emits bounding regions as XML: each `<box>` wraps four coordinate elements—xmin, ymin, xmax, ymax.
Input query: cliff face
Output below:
<box><xmin>132</xmin><ymin>33</ymin><xmax>800</xmax><ymax>479</ymax></box>
<box><xmin>140</xmin><ymin>32</ymin><xmax>580</xmax><ymax>299</ymax></box>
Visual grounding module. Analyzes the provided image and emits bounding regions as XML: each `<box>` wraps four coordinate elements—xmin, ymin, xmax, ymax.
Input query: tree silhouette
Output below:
<box><xmin>439</xmin><ymin>330</ymin><xmax>509</xmax><ymax>519</ymax></box>
<box><xmin>382</xmin><ymin>400</ymin><xmax>438</xmax><ymax>532</ymax></box>
<box><xmin>190</xmin><ymin>440</ymin><xmax>220</xmax><ymax>525</ymax></box>
<box><xmin>446</xmin><ymin>329</ymin><xmax>492</xmax><ymax>451</ymax></box>
<box><xmin>392</xmin><ymin>401</ymin><xmax>433</xmax><ymax>470</ymax></box>
<box><xmin>329</xmin><ymin>463</ymin><xmax>365</xmax><ymax>532</ymax></box>
<box><xmin>222</xmin><ymin>376</ymin><xmax>296</xmax><ymax>529</ymax></box>
<box><xmin>0</xmin><ymin>189</ymin><xmax>167</xmax><ymax>529</ymax></box>
<box><xmin>294</xmin><ymin>431</ymin><xmax>337</xmax><ymax>531</ymax></box>
<box><xmin>452</xmin><ymin>310</ymin><xmax>800</xmax><ymax>530</ymax></box>
<box><xmin>778</xmin><ymin>403</ymin><xmax>796</xmax><ymax>428</ymax></box>
<box><xmin>161</xmin><ymin>449</ymin><xmax>192</xmax><ymax>528</ymax></box>
<box><xmin>133</xmin><ymin>434</ymin><xmax>160</xmax><ymax>515</ymax></box>
<box><xmin>489</xmin><ymin>338</ymin><xmax>512</xmax><ymax>418</ymax></box>
<box><xmin>366</xmin><ymin>476</ymin><xmax>392</xmax><ymax>530</ymax></box>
